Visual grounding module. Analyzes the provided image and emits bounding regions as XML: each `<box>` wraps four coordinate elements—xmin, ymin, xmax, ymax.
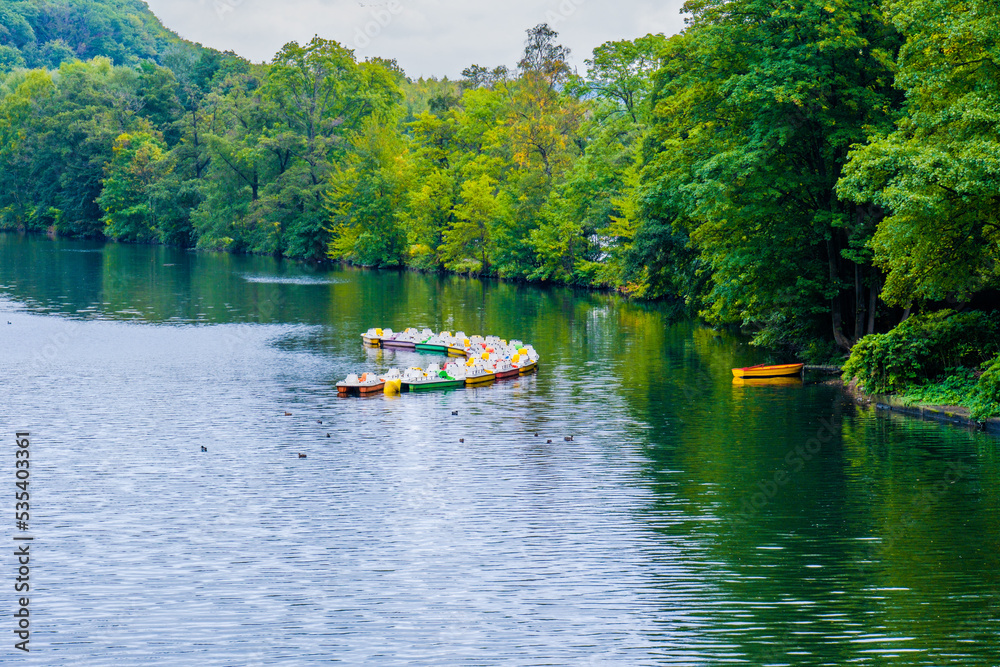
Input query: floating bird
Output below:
<box><xmin>298</xmin><ymin>453</ymin><xmax>307</xmax><ymax>458</ymax></box>
<box><xmin>200</xmin><ymin>445</ymin><xmax>207</xmax><ymax>452</ymax></box>
<box><xmin>326</xmin><ymin>433</ymin><xmax>331</xmax><ymax>438</ymax></box>
<box><xmin>317</xmin><ymin>420</ymin><xmax>322</xmax><ymax>424</ymax></box>
<box><xmin>546</xmin><ymin>439</ymin><xmax>552</xmax><ymax>444</ymax></box>
<box><xmin>564</xmin><ymin>436</ymin><xmax>574</xmax><ymax>442</ymax></box>
<box><xmin>459</xmin><ymin>438</ymin><xmax>465</xmax><ymax>443</ymax></box>
<box><xmin>284</xmin><ymin>412</ymin><xmax>292</xmax><ymax>416</ymax></box>
<box><xmin>451</xmin><ymin>410</ymin><xmax>458</xmax><ymax>416</ymax></box>
<box><xmin>534</xmin><ymin>433</ymin><xmax>538</xmax><ymax>437</ymax></box>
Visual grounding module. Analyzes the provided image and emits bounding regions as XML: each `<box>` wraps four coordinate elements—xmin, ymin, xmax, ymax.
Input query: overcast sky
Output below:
<box><xmin>143</xmin><ymin>0</ymin><xmax>689</xmax><ymax>79</ymax></box>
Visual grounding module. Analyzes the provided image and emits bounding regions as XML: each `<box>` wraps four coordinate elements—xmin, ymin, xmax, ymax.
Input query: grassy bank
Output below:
<box><xmin>841</xmin><ymin>310</ymin><xmax>1000</xmax><ymax>422</ymax></box>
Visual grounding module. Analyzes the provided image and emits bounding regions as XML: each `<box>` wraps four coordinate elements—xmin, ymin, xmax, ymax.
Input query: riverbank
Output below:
<box><xmin>840</xmin><ymin>377</ymin><xmax>1000</xmax><ymax>435</ymax></box>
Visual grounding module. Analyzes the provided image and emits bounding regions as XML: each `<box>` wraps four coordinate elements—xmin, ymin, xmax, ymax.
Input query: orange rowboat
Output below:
<box><xmin>732</xmin><ymin>363</ymin><xmax>804</xmax><ymax>379</ymax></box>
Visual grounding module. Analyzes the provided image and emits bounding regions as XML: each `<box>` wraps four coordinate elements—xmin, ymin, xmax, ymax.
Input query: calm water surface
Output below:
<box><xmin>1</xmin><ymin>233</ymin><xmax>998</xmax><ymax>665</ymax></box>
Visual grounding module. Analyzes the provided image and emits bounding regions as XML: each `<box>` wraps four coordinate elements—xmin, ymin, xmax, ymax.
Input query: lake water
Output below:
<box><xmin>1</xmin><ymin>232</ymin><xmax>998</xmax><ymax>665</ymax></box>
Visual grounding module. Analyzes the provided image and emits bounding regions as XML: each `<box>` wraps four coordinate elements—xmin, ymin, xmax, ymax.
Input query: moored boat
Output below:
<box><xmin>517</xmin><ymin>360</ymin><xmax>538</xmax><ymax>374</ymax></box>
<box><xmin>382</xmin><ymin>327</ymin><xmax>419</xmax><ymax>349</ymax></box>
<box><xmin>337</xmin><ymin>372</ymin><xmax>386</xmax><ymax>395</ymax></box>
<box><xmin>361</xmin><ymin>327</ymin><xmax>384</xmax><ymax>346</ymax></box>
<box><xmin>464</xmin><ymin>358</ymin><xmax>496</xmax><ymax>385</ymax></box>
<box><xmin>731</xmin><ymin>363</ymin><xmax>804</xmax><ymax>379</ymax></box>
<box><xmin>493</xmin><ymin>358</ymin><xmax>520</xmax><ymax>379</ymax></box>
<box><xmin>380</xmin><ymin>368</ymin><xmax>403</xmax><ymax>395</ymax></box>
<box><xmin>353</xmin><ymin>325</ymin><xmax>539</xmax><ymax>394</ymax></box>
<box><xmin>400</xmin><ymin>364</ymin><xmax>466</xmax><ymax>391</ymax></box>
<box><xmin>511</xmin><ymin>346</ymin><xmax>540</xmax><ymax>374</ymax></box>
<box><xmin>445</xmin><ymin>331</ymin><xmax>470</xmax><ymax>357</ymax></box>
<box><xmin>415</xmin><ymin>332</ymin><xmax>450</xmax><ymax>354</ymax></box>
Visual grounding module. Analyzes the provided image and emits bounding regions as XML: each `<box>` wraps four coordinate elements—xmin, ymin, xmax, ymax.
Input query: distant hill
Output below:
<box><xmin>0</xmin><ymin>0</ymin><xmax>200</xmax><ymax>72</ymax></box>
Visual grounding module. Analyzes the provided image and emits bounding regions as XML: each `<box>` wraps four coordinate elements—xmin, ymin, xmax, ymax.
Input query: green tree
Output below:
<box><xmin>326</xmin><ymin>113</ymin><xmax>411</xmax><ymax>266</ymax></box>
<box><xmin>259</xmin><ymin>38</ymin><xmax>402</xmax><ymax>259</ymax></box>
<box><xmin>0</xmin><ymin>45</ymin><xmax>26</xmax><ymax>73</ymax></box>
<box><xmin>521</xmin><ymin>34</ymin><xmax>665</xmax><ymax>288</ymax></box>
<box><xmin>98</xmin><ymin>130</ymin><xmax>172</xmax><ymax>242</ymax></box>
<box><xmin>583</xmin><ymin>34</ymin><xmax>665</xmax><ymax>124</ymax></box>
<box><xmin>401</xmin><ymin>166</ymin><xmax>455</xmax><ymax>269</ymax></box>
<box><xmin>837</xmin><ymin>0</ymin><xmax>1000</xmax><ymax>306</ymax></box>
<box><xmin>0</xmin><ymin>68</ymin><xmax>54</xmax><ymax>230</ymax></box>
<box><xmin>641</xmin><ymin>0</ymin><xmax>902</xmax><ymax>349</ymax></box>
<box><xmin>440</xmin><ymin>174</ymin><xmax>503</xmax><ymax>274</ymax></box>
<box><xmin>190</xmin><ymin>63</ymin><xmax>273</xmax><ymax>253</ymax></box>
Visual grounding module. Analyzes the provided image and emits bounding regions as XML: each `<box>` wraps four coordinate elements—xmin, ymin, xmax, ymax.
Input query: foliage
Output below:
<box><xmin>6</xmin><ymin>0</ymin><xmax>1000</xmax><ymax>372</ymax></box>
<box><xmin>893</xmin><ymin>358</ymin><xmax>1000</xmax><ymax>421</ymax></box>
<box><xmin>837</xmin><ymin>0</ymin><xmax>1000</xmax><ymax>306</ymax></box>
<box><xmin>98</xmin><ymin>130</ymin><xmax>173</xmax><ymax>242</ymax></box>
<box><xmin>640</xmin><ymin>0</ymin><xmax>902</xmax><ymax>350</ymax></box>
<box><xmin>0</xmin><ymin>0</ymin><xmax>190</xmax><ymax>70</ymax></box>
<box><xmin>969</xmin><ymin>355</ymin><xmax>1000</xmax><ymax>420</ymax></box>
<box><xmin>899</xmin><ymin>367</ymin><xmax>978</xmax><ymax>407</ymax></box>
<box><xmin>326</xmin><ymin>113</ymin><xmax>410</xmax><ymax>267</ymax></box>
<box><xmin>842</xmin><ymin>310</ymin><xmax>1000</xmax><ymax>393</ymax></box>
<box><xmin>440</xmin><ymin>175</ymin><xmax>501</xmax><ymax>273</ymax></box>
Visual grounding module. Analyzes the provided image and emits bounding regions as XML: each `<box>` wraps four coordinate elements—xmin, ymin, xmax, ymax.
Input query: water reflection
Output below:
<box><xmin>0</xmin><ymin>232</ymin><xmax>998</xmax><ymax>665</ymax></box>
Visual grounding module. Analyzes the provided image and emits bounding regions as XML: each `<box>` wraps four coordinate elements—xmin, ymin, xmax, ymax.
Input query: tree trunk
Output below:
<box><xmin>866</xmin><ymin>270</ymin><xmax>878</xmax><ymax>335</ymax></box>
<box><xmin>853</xmin><ymin>263</ymin><xmax>865</xmax><ymax>342</ymax></box>
<box><xmin>831</xmin><ymin>297</ymin><xmax>854</xmax><ymax>350</ymax></box>
<box><xmin>827</xmin><ymin>238</ymin><xmax>854</xmax><ymax>350</ymax></box>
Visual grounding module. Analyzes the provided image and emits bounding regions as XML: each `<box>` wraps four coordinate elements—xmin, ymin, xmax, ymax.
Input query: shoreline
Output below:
<box><xmin>833</xmin><ymin>376</ymin><xmax>1000</xmax><ymax>436</ymax></box>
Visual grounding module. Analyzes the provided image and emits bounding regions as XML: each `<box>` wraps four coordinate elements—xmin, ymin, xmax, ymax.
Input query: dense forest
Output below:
<box><xmin>2</xmin><ymin>0</ymin><xmax>1000</xmax><ymax>413</ymax></box>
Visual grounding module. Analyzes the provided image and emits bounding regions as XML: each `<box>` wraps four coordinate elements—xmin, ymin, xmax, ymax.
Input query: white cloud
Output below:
<box><xmin>144</xmin><ymin>0</ymin><xmax>688</xmax><ymax>78</ymax></box>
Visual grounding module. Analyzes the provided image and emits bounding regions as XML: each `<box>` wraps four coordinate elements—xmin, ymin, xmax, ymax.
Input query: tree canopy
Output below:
<box><xmin>1</xmin><ymin>3</ymin><xmax>997</xmax><ymax>355</ymax></box>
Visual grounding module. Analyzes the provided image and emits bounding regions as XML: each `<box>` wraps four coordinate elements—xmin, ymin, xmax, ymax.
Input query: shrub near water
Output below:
<box><xmin>842</xmin><ymin>310</ymin><xmax>1000</xmax><ymax>393</ymax></box>
<box><xmin>897</xmin><ymin>359</ymin><xmax>1000</xmax><ymax>421</ymax></box>
<box><xmin>969</xmin><ymin>355</ymin><xmax>1000</xmax><ymax>420</ymax></box>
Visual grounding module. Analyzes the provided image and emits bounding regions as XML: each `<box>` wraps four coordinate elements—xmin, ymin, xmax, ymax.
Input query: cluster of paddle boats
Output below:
<box><xmin>337</xmin><ymin>327</ymin><xmax>540</xmax><ymax>396</ymax></box>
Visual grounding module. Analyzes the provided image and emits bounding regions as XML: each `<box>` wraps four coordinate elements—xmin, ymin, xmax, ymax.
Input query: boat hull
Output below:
<box><xmin>733</xmin><ymin>376</ymin><xmax>803</xmax><ymax>387</ymax></box>
<box><xmin>447</xmin><ymin>346</ymin><xmax>467</xmax><ymax>357</ymax></box>
<box><xmin>337</xmin><ymin>382</ymin><xmax>386</xmax><ymax>395</ymax></box>
<box><xmin>382</xmin><ymin>339</ymin><xmax>416</xmax><ymax>349</ymax></box>
<box><xmin>402</xmin><ymin>379</ymin><xmax>466</xmax><ymax>392</ymax></box>
<box><xmin>494</xmin><ymin>368</ymin><xmax>520</xmax><ymax>379</ymax></box>
<box><xmin>415</xmin><ymin>343</ymin><xmax>449</xmax><ymax>354</ymax></box>
<box><xmin>732</xmin><ymin>363</ymin><xmax>804</xmax><ymax>379</ymax></box>
<box><xmin>361</xmin><ymin>335</ymin><xmax>381</xmax><ymax>347</ymax></box>
<box><xmin>465</xmin><ymin>374</ymin><xmax>496</xmax><ymax>386</ymax></box>
<box><xmin>517</xmin><ymin>361</ymin><xmax>538</xmax><ymax>374</ymax></box>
